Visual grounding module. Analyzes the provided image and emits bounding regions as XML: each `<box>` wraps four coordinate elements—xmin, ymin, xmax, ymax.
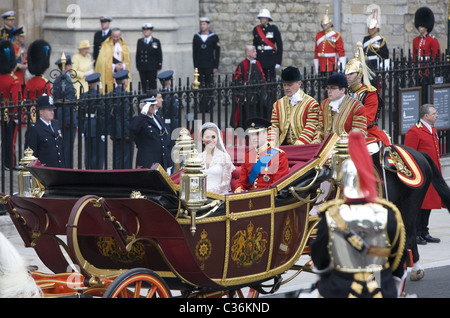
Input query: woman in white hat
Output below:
<box><xmin>72</xmin><ymin>40</ymin><xmax>94</xmax><ymax>98</ymax></box>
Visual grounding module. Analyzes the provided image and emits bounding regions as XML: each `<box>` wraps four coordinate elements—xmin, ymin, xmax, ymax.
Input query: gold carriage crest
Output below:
<box><xmin>195</xmin><ymin>229</ymin><xmax>212</xmax><ymax>270</ymax></box>
<box><xmin>97</xmin><ymin>237</ymin><xmax>145</xmax><ymax>264</ymax></box>
<box><xmin>280</xmin><ymin>216</ymin><xmax>293</xmax><ymax>254</ymax></box>
<box><xmin>231</xmin><ymin>221</ymin><xmax>268</xmax><ymax>268</ymax></box>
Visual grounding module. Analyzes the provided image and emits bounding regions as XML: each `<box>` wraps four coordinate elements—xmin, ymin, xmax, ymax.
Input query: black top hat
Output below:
<box><xmin>415</xmin><ymin>7</ymin><xmax>435</xmax><ymax>33</ymax></box>
<box><xmin>327</xmin><ymin>73</ymin><xmax>348</xmax><ymax>88</ymax></box>
<box><xmin>246</xmin><ymin>117</ymin><xmax>271</xmax><ymax>133</ymax></box>
<box><xmin>0</xmin><ymin>40</ymin><xmax>17</xmax><ymax>74</ymax></box>
<box><xmin>36</xmin><ymin>95</ymin><xmax>56</xmax><ymax>110</ymax></box>
<box><xmin>27</xmin><ymin>40</ymin><xmax>52</xmax><ymax>76</ymax></box>
<box><xmin>85</xmin><ymin>72</ymin><xmax>101</xmax><ymax>84</ymax></box>
<box><xmin>281</xmin><ymin>66</ymin><xmax>302</xmax><ymax>82</ymax></box>
<box><xmin>113</xmin><ymin>70</ymin><xmax>129</xmax><ymax>81</ymax></box>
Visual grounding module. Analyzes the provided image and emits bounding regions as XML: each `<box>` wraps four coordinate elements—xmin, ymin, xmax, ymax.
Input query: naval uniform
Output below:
<box><xmin>136</xmin><ymin>36</ymin><xmax>162</xmax><ymax>91</ymax></box>
<box><xmin>24</xmin><ymin>118</ymin><xmax>65</xmax><ymax>168</ymax></box>
<box><xmin>192</xmin><ymin>31</ymin><xmax>220</xmax><ymax>87</ymax></box>
<box><xmin>252</xmin><ymin>23</ymin><xmax>283</xmax><ymax>81</ymax></box>
<box><xmin>93</xmin><ymin>28</ymin><xmax>111</xmax><ymax>64</ymax></box>
<box><xmin>131</xmin><ymin>112</ymin><xmax>171</xmax><ymax>170</ymax></box>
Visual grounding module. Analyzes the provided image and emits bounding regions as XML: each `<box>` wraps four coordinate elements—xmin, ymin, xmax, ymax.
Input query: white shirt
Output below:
<box><xmin>420</xmin><ymin>119</ymin><xmax>433</xmax><ymax>134</ymax></box>
<box><xmin>289</xmin><ymin>89</ymin><xmax>303</xmax><ymax>106</ymax></box>
<box><xmin>329</xmin><ymin>95</ymin><xmax>346</xmax><ymax>113</ymax></box>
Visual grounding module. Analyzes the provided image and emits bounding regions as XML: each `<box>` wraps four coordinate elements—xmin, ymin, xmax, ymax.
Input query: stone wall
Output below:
<box><xmin>199</xmin><ymin>0</ymin><xmax>449</xmax><ymax>78</ymax></box>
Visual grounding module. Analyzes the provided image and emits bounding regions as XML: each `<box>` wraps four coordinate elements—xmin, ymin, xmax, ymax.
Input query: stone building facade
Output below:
<box><xmin>1</xmin><ymin>0</ymin><xmax>448</xmax><ymax>84</ymax></box>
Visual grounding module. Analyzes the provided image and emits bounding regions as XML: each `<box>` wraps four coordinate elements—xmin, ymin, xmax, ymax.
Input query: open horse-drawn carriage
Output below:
<box><xmin>1</xmin><ymin>133</ymin><xmax>340</xmax><ymax>298</ymax></box>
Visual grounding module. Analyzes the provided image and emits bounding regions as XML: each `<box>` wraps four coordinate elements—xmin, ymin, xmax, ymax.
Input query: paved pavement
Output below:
<box><xmin>1</xmin><ymin>207</ymin><xmax>449</xmax><ymax>298</ymax></box>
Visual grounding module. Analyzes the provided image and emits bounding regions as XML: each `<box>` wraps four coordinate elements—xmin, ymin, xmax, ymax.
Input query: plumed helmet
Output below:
<box><xmin>321</xmin><ymin>10</ymin><xmax>332</xmax><ymax>25</ymax></box>
<box><xmin>366</xmin><ymin>4</ymin><xmax>381</xmax><ymax>29</ymax></box>
<box><xmin>345</xmin><ymin>42</ymin><xmax>374</xmax><ymax>85</ymax></box>
<box><xmin>0</xmin><ymin>40</ymin><xmax>17</xmax><ymax>74</ymax></box>
<box><xmin>27</xmin><ymin>40</ymin><xmax>52</xmax><ymax>76</ymax></box>
<box><xmin>342</xmin><ymin>131</ymin><xmax>378</xmax><ymax>202</ymax></box>
<box><xmin>414</xmin><ymin>7</ymin><xmax>435</xmax><ymax>33</ymax></box>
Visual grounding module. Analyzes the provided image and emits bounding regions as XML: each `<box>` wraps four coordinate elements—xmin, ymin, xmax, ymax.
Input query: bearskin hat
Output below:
<box><xmin>414</xmin><ymin>7</ymin><xmax>435</xmax><ymax>33</ymax></box>
<box><xmin>0</xmin><ymin>40</ymin><xmax>17</xmax><ymax>74</ymax></box>
<box><xmin>27</xmin><ymin>40</ymin><xmax>52</xmax><ymax>76</ymax></box>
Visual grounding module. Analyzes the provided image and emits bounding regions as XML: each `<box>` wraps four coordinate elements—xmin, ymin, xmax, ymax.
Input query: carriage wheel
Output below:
<box><xmin>103</xmin><ymin>268</ymin><xmax>172</xmax><ymax>298</ymax></box>
<box><xmin>227</xmin><ymin>288</ymin><xmax>259</xmax><ymax>298</ymax></box>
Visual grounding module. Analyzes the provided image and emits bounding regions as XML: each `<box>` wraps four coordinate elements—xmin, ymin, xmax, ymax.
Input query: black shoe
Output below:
<box><xmin>416</xmin><ymin>236</ymin><xmax>427</xmax><ymax>245</ymax></box>
<box><xmin>423</xmin><ymin>234</ymin><xmax>440</xmax><ymax>243</ymax></box>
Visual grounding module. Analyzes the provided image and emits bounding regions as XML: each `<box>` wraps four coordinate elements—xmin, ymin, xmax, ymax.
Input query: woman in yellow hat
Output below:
<box><xmin>72</xmin><ymin>40</ymin><xmax>94</xmax><ymax>98</ymax></box>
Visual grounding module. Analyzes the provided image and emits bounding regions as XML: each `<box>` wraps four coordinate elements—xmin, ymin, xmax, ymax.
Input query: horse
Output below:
<box><xmin>0</xmin><ymin>231</ymin><xmax>41</xmax><ymax>298</ymax></box>
<box><xmin>373</xmin><ymin>144</ymin><xmax>450</xmax><ymax>279</ymax></box>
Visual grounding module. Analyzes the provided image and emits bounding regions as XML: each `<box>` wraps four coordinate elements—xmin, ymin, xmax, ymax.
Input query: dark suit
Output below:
<box><xmin>107</xmin><ymin>85</ymin><xmax>133</xmax><ymax>169</ymax></box>
<box><xmin>136</xmin><ymin>37</ymin><xmax>162</xmax><ymax>92</ymax></box>
<box><xmin>131</xmin><ymin>113</ymin><xmax>171</xmax><ymax>170</ymax></box>
<box><xmin>24</xmin><ymin>118</ymin><xmax>65</xmax><ymax>168</ymax></box>
<box><xmin>93</xmin><ymin>29</ymin><xmax>111</xmax><ymax>64</ymax></box>
<box><xmin>80</xmin><ymin>89</ymin><xmax>106</xmax><ymax>169</ymax></box>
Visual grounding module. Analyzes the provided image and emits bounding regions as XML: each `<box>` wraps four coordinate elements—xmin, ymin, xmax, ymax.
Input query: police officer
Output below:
<box><xmin>24</xmin><ymin>95</ymin><xmax>65</xmax><ymax>168</ymax></box>
<box><xmin>80</xmin><ymin>72</ymin><xmax>105</xmax><ymax>169</ymax></box>
<box><xmin>107</xmin><ymin>70</ymin><xmax>133</xmax><ymax>169</ymax></box>
<box><xmin>192</xmin><ymin>17</ymin><xmax>220</xmax><ymax>88</ymax></box>
<box><xmin>136</xmin><ymin>23</ymin><xmax>162</xmax><ymax>92</ymax></box>
<box><xmin>158</xmin><ymin>70</ymin><xmax>179</xmax><ymax>133</ymax></box>
<box><xmin>0</xmin><ymin>11</ymin><xmax>15</xmax><ymax>41</ymax></box>
<box><xmin>53</xmin><ymin>55</ymin><xmax>78</xmax><ymax>168</ymax></box>
<box><xmin>252</xmin><ymin>9</ymin><xmax>283</xmax><ymax>81</ymax></box>
<box><xmin>131</xmin><ymin>96</ymin><xmax>171</xmax><ymax>172</ymax></box>
<box><xmin>93</xmin><ymin>16</ymin><xmax>112</xmax><ymax>65</ymax></box>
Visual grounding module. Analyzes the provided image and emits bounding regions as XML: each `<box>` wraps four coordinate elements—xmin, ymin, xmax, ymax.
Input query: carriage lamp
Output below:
<box><xmin>179</xmin><ymin>149</ymin><xmax>207</xmax><ymax>235</ymax></box>
<box><xmin>172</xmin><ymin>128</ymin><xmax>195</xmax><ymax>172</ymax></box>
<box><xmin>18</xmin><ymin>147</ymin><xmax>43</xmax><ymax>197</ymax></box>
<box><xmin>331</xmin><ymin>131</ymin><xmax>350</xmax><ymax>182</ymax></box>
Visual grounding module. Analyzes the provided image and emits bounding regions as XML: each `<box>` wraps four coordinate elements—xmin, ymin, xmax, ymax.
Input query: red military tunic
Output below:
<box><xmin>235</xmin><ymin>145</ymin><xmax>289</xmax><ymax>192</ymax></box>
<box><xmin>412</xmin><ymin>34</ymin><xmax>440</xmax><ymax>61</ymax></box>
<box><xmin>314</xmin><ymin>29</ymin><xmax>345</xmax><ymax>73</ymax></box>
<box><xmin>404</xmin><ymin>121</ymin><xmax>442</xmax><ymax>209</ymax></box>
<box><xmin>0</xmin><ymin>73</ymin><xmax>21</xmax><ymax>104</ymax></box>
<box><xmin>24</xmin><ymin>76</ymin><xmax>50</xmax><ymax>101</ymax></box>
<box><xmin>348</xmin><ymin>84</ymin><xmax>390</xmax><ymax>145</ymax></box>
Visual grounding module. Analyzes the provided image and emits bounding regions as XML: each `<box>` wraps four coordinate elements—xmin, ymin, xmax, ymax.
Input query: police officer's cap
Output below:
<box><xmin>54</xmin><ymin>55</ymin><xmax>73</xmax><ymax>66</ymax></box>
<box><xmin>281</xmin><ymin>66</ymin><xmax>302</xmax><ymax>82</ymax></box>
<box><xmin>142</xmin><ymin>23</ymin><xmax>154</xmax><ymax>30</ymax></box>
<box><xmin>100</xmin><ymin>16</ymin><xmax>112</xmax><ymax>23</ymax></box>
<box><xmin>246</xmin><ymin>117</ymin><xmax>271</xmax><ymax>133</ymax></box>
<box><xmin>85</xmin><ymin>72</ymin><xmax>101</xmax><ymax>84</ymax></box>
<box><xmin>140</xmin><ymin>97</ymin><xmax>157</xmax><ymax>105</ymax></box>
<box><xmin>2</xmin><ymin>11</ymin><xmax>15</xmax><ymax>20</ymax></box>
<box><xmin>113</xmin><ymin>70</ymin><xmax>129</xmax><ymax>81</ymax></box>
<box><xmin>36</xmin><ymin>95</ymin><xmax>56</xmax><ymax>110</ymax></box>
<box><xmin>327</xmin><ymin>73</ymin><xmax>348</xmax><ymax>88</ymax></box>
<box><xmin>157</xmin><ymin>70</ymin><xmax>174</xmax><ymax>81</ymax></box>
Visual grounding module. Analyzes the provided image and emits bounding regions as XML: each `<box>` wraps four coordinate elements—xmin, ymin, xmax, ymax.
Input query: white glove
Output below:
<box><xmin>338</xmin><ymin>56</ymin><xmax>347</xmax><ymax>72</ymax></box>
<box><xmin>313</xmin><ymin>59</ymin><xmax>319</xmax><ymax>74</ymax></box>
<box><xmin>141</xmin><ymin>102</ymin><xmax>150</xmax><ymax>115</ymax></box>
<box><xmin>275</xmin><ymin>64</ymin><xmax>280</xmax><ymax>69</ymax></box>
<box><xmin>383</xmin><ymin>59</ymin><xmax>390</xmax><ymax>71</ymax></box>
<box><xmin>84</xmin><ymin>70</ymin><xmax>93</xmax><ymax>77</ymax></box>
<box><xmin>101</xmin><ymin>135</ymin><xmax>105</xmax><ymax>142</ymax></box>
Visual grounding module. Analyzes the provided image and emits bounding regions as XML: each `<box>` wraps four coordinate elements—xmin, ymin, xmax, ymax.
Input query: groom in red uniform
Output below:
<box><xmin>234</xmin><ymin>118</ymin><xmax>289</xmax><ymax>192</ymax></box>
<box><xmin>404</xmin><ymin>104</ymin><xmax>442</xmax><ymax>245</ymax></box>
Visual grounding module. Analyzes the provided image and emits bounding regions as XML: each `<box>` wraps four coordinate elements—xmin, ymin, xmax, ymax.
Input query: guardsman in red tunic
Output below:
<box><xmin>0</xmin><ymin>40</ymin><xmax>21</xmax><ymax>170</ymax></box>
<box><xmin>234</xmin><ymin>118</ymin><xmax>289</xmax><ymax>193</ymax></box>
<box><xmin>269</xmin><ymin>66</ymin><xmax>319</xmax><ymax>146</ymax></box>
<box><xmin>314</xmin><ymin>10</ymin><xmax>346</xmax><ymax>74</ymax></box>
<box><xmin>313</xmin><ymin>73</ymin><xmax>367</xmax><ymax>144</ymax></box>
<box><xmin>23</xmin><ymin>40</ymin><xmax>51</xmax><ymax>101</ymax></box>
<box><xmin>345</xmin><ymin>42</ymin><xmax>390</xmax><ymax>150</ymax></box>
<box><xmin>412</xmin><ymin>7</ymin><xmax>440</xmax><ymax>61</ymax></box>
<box><xmin>404</xmin><ymin>104</ymin><xmax>441</xmax><ymax>245</ymax></box>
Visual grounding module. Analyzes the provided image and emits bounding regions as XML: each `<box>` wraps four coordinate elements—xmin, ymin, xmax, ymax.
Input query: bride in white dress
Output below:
<box><xmin>200</xmin><ymin>122</ymin><xmax>235</xmax><ymax>194</ymax></box>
